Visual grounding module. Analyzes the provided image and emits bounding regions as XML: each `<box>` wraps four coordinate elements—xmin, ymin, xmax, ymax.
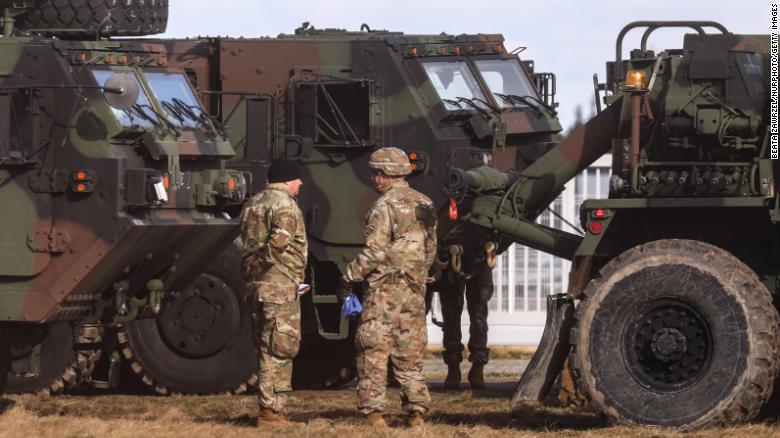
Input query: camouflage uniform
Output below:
<box><xmin>240</xmin><ymin>183</ymin><xmax>307</xmax><ymax>413</ymax></box>
<box><xmin>344</xmin><ymin>148</ymin><xmax>437</xmax><ymax>416</ymax></box>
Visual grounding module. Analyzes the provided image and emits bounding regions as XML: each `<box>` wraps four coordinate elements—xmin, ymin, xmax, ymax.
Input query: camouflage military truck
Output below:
<box><xmin>0</xmin><ymin>1</ymin><xmax>251</xmax><ymax>395</ymax></box>
<box><xmin>450</xmin><ymin>21</ymin><xmax>775</xmax><ymax>429</ymax></box>
<box><xmin>95</xmin><ymin>23</ymin><xmax>564</xmax><ymax>394</ymax></box>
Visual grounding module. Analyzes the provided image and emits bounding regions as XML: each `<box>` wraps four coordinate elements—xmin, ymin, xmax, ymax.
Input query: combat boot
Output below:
<box><xmin>468</xmin><ymin>363</ymin><xmax>485</xmax><ymax>389</ymax></box>
<box><xmin>408</xmin><ymin>411</ymin><xmax>424</xmax><ymax>427</ymax></box>
<box><xmin>366</xmin><ymin>411</ymin><xmax>388</xmax><ymax>428</ymax></box>
<box><xmin>257</xmin><ymin>407</ymin><xmax>288</xmax><ymax>426</ymax></box>
<box><xmin>443</xmin><ymin>363</ymin><xmax>461</xmax><ymax>390</ymax></box>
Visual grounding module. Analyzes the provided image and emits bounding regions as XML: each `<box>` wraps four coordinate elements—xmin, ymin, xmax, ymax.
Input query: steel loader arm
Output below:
<box><xmin>448</xmin><ymin>96</ymin><xmax>624</xmax><ymax>403</ymax></box>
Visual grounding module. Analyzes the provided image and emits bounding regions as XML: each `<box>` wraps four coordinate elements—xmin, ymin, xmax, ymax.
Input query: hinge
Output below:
<box><xmin>27</xmin><ymin>226</ymin><xmax>71</xmax><ymax>253</ymax></box>
<box><xmin>28</xmin><ymin>169</ymin><xmax>69</xmax><ymax>193</ymax></box>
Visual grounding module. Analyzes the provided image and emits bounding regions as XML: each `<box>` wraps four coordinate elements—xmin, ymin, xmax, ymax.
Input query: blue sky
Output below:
<box><xmin>161</xmin><ymin>0</ymin><xmax>767</xmax><ymax>131</ymax></box>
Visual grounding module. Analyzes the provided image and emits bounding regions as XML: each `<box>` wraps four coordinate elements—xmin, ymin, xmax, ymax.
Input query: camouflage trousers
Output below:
<box><xmin>439</xmin><ymin>264</ymin><xmax>493</xmax><ymax>366</ymax></box>
<box><xmin>252</xmin><ymin>297</ymin><xmax>301</xmax><ymax>412</ymax></box>
<box><xmin>355</xmin><ymin>283</ymin><xmax>430</xmax><ymax>415</ymax></box>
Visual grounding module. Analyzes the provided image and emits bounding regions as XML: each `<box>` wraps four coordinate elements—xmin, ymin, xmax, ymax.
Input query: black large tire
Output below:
<box><xmin>119</xmin><ymin>244</ymin><xmax>258</xmax><ymax>395</ymax></box>
<box><xmin>7</xmin><ymin>323</ymin><xmax>101</xmax><ymax>395</ymax></box>
<box><xmin>14</xmin><ymin>0</ymin><xmax>168</xmax><ymax>37</ymax></box>
<box><xmin>572</xmin><ymin>239</ymin><xmax>780</xmax><ymax>430</ymax></box>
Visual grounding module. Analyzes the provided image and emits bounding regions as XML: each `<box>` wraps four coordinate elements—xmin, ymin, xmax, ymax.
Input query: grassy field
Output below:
<box><xmin>0</xmin><ymin>359</ymin><xmax>779</xmax><ymax>437</ymax></box>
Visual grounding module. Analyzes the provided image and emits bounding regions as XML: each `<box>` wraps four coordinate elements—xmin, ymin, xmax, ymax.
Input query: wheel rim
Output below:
<box><xmin>623</xmin><ymin>297</ymin><xmax>713</xmax><ymax>392</ymax></box>
<box><xmin>156</xmin><ymin>273</ymin><xmax>241</xmax><ymax>358</ymax></box>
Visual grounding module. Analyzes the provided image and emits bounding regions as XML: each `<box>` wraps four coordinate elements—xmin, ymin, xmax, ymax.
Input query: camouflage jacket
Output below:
<box><xmin>240</xmin><ymin>185</ymin><xmax>307</xmax><ymax>303</ymax></box>
<box><xmin>345</xmin><ymin>180</ymin><xmax>437</xmax><ymax>295</ymax></box>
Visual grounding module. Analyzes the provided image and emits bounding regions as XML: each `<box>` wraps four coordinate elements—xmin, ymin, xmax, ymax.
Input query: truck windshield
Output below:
<box><xmin>92</xmin><ymin>69</ymin><xmax>156</xmax><ymax>127</ymax></box>
<box><xmin>144</xmin><ymin>71</ymin><xmax>206</xmax><ymax>128</ymax></box>
<box><xmin>422</xmin><ymin>60</ymin><xmax>489</xmax><ymax>111</ymax></box>
<box><xmin>474</xmin><ymin>59</ymin><xmax>539</xmax><ymax>108</ymax></box>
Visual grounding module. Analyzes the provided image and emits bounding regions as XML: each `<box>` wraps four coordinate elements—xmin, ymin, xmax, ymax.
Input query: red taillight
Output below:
<box><xmin>449</xmin><ymin>198</ymin><xmax>458</xmax><ymax>221</ymax></box>
<box><xmin>594</xmin><ymin>208</ymin><xmax>606</xmax><ymax>218</ymax></box>
<box><xmin>589</xmin><ymin>220</ymin><xmax>603</xmax><ymax>234</ymax></box>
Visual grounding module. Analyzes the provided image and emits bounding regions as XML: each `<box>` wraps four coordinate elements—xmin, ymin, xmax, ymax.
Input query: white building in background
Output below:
<box><xmin>428</xmin><ymin>155</ymin><xmax>612</xmax><ymax>346</ymax></box>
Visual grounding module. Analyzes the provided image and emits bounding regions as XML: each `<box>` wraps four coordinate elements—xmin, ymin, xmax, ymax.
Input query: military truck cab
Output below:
<box><xmin>0</xmin><ymin>35</ymin><xmax>249</xmax><ymax>394</ymax></box>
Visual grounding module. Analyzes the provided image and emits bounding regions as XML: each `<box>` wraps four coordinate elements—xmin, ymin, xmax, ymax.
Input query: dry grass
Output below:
<box><xmin>0</xmin><ymin>368</ymin><xmax>778</xmax><ymax>437</ymax></box>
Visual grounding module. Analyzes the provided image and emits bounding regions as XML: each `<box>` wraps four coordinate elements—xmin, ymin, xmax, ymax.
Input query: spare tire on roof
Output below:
<box><xmin>12</xmin><ymin>0</ymin><xmax>168</xmax><ymax>38</ymax></box>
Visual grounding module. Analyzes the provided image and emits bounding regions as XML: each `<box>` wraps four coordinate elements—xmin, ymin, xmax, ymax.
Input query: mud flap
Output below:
<box><xmin>511</xmin><ymin>293</ymin><xmax>575</xmax><ymax>404</ymax></box>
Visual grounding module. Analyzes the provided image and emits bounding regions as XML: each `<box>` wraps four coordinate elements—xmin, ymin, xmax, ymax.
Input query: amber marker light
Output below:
<box><xmin>79</xmin><ymin>52</ymin><xmax>87</xmax><ymax>63</ymax></box>
<box><xmin>74</xmin><ymin>171</ymin><xmax>88</xmax><ymax>181</ymax></box>
<box><xmin>408</xmin><ymin>152</ymin><xmax>417</xmax><ymax>160</ymax></box>
<box><xmin>228</xmin><ymin>178</ymin><xmax>237</xmax><ymax>191</ymax></box>
<box><xmin>119</xmin><ymin>54</ymin><xmax>128</xmax><ymax>65</ymax></box>
<box><xmin>439</xmin><ymin>46</ymin><xmax>447</xmax><ymax>55</ymax></box>
<box><xmin>107</xmin><ymin>54</ymin><xmax>115</xmax><ymax>64</ymax></box>
<box><xmin>451</xmin><ymin>46</ymin><xmax>461</xmax><ymax>55</ymax></box>
<box><xmin>624</xmin><ymin>69</ymin><xmax>648</xmax><ymax>90</ymax></box>
<box><xmin>163</xmin><ymin>174</ymin><xmax>170</xmax><ymax>190</ymax></box>
<box><xmin>75</xmin><ymin>183</ymin><xmax>87</xmax><ymax>193</ymax></box>
<box><xmin>409</xmin><ymin>47</ymin><xmax>418</xmax><ymax>56</ymax></box>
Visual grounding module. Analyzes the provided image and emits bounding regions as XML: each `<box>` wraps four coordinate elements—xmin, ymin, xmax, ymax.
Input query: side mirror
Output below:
<box><xmin>103</xmin><ymin>73</ymin><xmax>139</xmax><ymax>110</ymax></box>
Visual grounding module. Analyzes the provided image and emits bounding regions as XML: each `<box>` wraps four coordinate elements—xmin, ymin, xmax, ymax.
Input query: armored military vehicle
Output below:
<box><xmin>98</xmin><ymin>23</ymin><xmax>564</xmax><ymax>394</ymax></box>
<box><xmin>0</xmin><ymin>0</ymin><xmax>249</xmax><ymax>395</ymax></box>
<box><xmin>450</xmin><ymin>21</ymin><xmax>774</xmax><ymax>429</ymax></box>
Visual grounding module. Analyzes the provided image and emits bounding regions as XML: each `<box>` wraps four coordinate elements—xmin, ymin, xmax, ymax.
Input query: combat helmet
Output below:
<box><xmin>368</xmin><ymin>147</ymin><xmax>412</xmax><ymax>176</ymax></box>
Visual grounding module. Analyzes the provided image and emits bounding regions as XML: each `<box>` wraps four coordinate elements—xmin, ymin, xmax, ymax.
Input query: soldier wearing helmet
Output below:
<box><xmin>338</xmin><ymin>146</ymin><xmax>437</xmax><ymax>428</ymax></box>
<box><xmin>239</xmin><ymin>158</ymin><xmax>307</xmax><ymax>427</ymax></box>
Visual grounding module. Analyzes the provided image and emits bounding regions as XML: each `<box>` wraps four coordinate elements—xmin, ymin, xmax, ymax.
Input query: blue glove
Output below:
<box><xmin>341</xmin><ymin>294</ymin><xmax>363</xmax><ymax>318</ymax></box>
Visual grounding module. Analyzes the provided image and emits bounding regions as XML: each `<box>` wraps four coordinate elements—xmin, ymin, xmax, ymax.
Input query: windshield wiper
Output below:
<box><xmin>455</xmin><ymin>97</ymin><xmax>488</xmax><ymax>116</ymax></box>
<box><xmin>172</xmin><ymin>97</ymin><xmax>229</xmax><ymax>138</ymax></box>
<box><xmin>455</xmin><ymin>97</ymin><xmax>501</xmax><ymax>116</ymax></box>
<box><xmin>442</xmin><ymin>98</ymin><xmax>463</xmax><ymax>109</ymax></box>
<box><xmin>126</xmin><ymin>104</ymin><xmax>160</xmax><ymax>127</ymax></box>
<box><xmin>493</xmin><ymin>92</ymin><xmax>516</xmax><ymax>105</ymax></box>
<box><xmin>133</xmin><ymin>103</ymin><xmax>181</xmax><ymax>137</ymax></box>
<box><xmin>506</xmin><ymin>94</ymin><xmax>558</xmax><ymax>117</ymax></box>
<box><xmin>161</xmin><ymin>101</ymin><xmax>187</xmax><ymax>124</ymax></box>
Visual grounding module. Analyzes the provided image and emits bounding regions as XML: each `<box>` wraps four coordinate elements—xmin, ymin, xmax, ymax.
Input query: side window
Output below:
<box><xmin>291</xmin><ymin>80</ymin><xmax>372</xmax><ymax>146</ymax></box>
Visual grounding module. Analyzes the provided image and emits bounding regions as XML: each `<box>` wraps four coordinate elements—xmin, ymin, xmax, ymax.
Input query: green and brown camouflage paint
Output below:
<box><xmin>0</xmin><ymin>36</ymin><xmax>243</xmax><ymax>329</ymax></box>
<box><xmin>150</xmin><ymin>26</ymin><xmax>562</xmax><ymax>279</ymax></box>
<box><xmin>455</xmin><ymin>25</ymin><xmax>774</xmax><ymax>291</ymax></box>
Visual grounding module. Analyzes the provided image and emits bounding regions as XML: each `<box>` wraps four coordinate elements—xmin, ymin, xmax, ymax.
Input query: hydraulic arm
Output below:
<box><xmin>448</xmin><ymin>95</ymin><xmax>624</xmax><ymax>259</ymax></box>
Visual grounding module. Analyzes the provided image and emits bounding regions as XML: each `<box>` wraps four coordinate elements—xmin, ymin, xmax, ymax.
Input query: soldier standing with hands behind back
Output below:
<box><xmin>338</xmin><ymin>147</ymin><xmax>437</xmax><ymax>428</ymax></box>
<box><xmin>240</xmin><ymin>159</ymin><xmax>307</xmax><ymax>427</ymax></box>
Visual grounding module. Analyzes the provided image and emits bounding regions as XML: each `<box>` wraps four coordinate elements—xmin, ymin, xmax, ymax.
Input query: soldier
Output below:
<box><xmin>239</xmin><ymin>159</ymin><xmax>307</xmax><ymax>426</ymax></box>
<box><xmin>338</xmin><ymin>147</ymin><xmax>437</xmax><ymax>428</ymax></box>
<box><xmin>438</xmin><ymin>235</ymin><xmax>495</xmax><ymax>390</ymax></box>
